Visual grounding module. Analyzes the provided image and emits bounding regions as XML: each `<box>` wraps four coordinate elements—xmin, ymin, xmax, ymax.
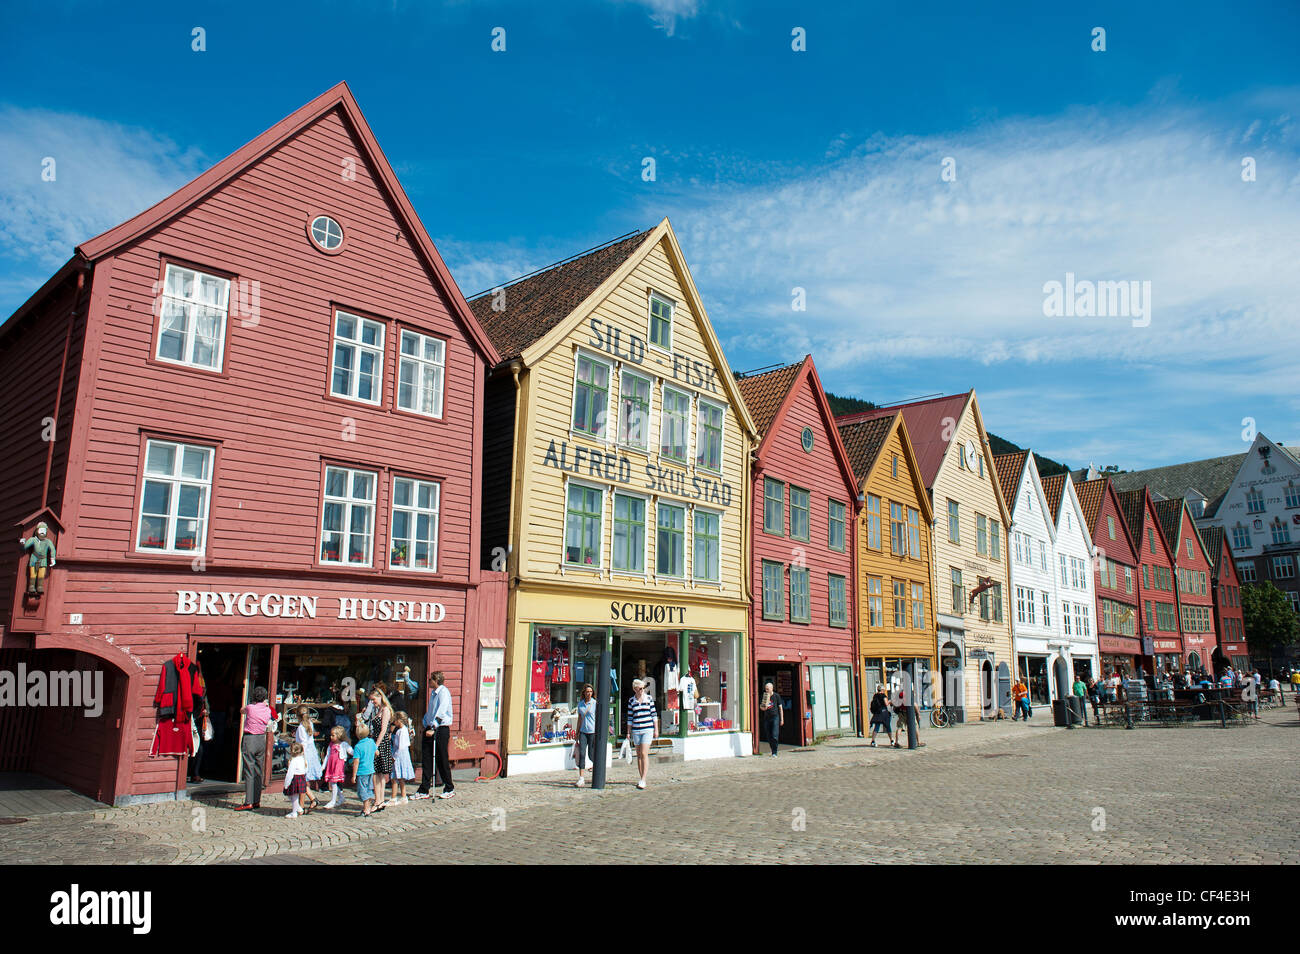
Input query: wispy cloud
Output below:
<box><xmin>609</xmin><ymin>0</ymin><xmax>701</xmax><ymax>36</ymax></box>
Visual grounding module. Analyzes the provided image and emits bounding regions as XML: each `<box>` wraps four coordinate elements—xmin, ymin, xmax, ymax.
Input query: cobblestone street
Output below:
<box><xmin>2</xmin><ymin>707</ymin><xmax>1295</xmax><ymax>864</ymax></box>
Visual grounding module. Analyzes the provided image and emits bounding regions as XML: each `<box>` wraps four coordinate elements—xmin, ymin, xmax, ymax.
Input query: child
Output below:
<box><xmin>321</xmin><ymin>724</ymin><xmax>352</xmax><ymax>810</ymax></box>
<box><xmin>294</xmin><ymin>705</ymin><xmax>323</xmax><ymax>811</ymax></box>
<box><xmin>350</xmin><ymin>723</ymin><xmax>377</xmax><ymax>817</ymax></box>
<box><xmin>283</xmin><ymin>742</ymin><xmax>307</xmax><ymax>818</ymax></box>
<box><xmin>390</xmin><ymin>712</ymin><xmax>415</xmax><ymax>803</ymax></box>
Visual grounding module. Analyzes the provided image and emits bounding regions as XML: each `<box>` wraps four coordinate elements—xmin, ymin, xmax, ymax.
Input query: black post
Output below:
<box><xmin>592</xmin><ymin>647</ymin><xmax>611</xmax><ymax>790</ymax></box>
<box><xmin>904</xmin><ymin>662</ymin><xmax>918</xmax><ymax>750</ymax></box>
<box><xmin>1217</xmin><ymin>699</ymin><xmax>1226</xmax><ymax>729</ymax></box>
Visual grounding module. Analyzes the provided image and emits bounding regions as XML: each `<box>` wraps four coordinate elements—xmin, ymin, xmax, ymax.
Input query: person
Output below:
<box><xmin>1072</xmin><ymin>675</ymin><xmax>1088</xmax><ymax>725</ymax></box>
<box><xmin>365</xmin><ymin>689</ymin><xmax>394</xmax><ymax>811</ymax></box>
<box><xmin>1290</xmin><ymin>669</ymin><xmax>1300</xmax><ymax>699</ymax></box>
<box><xmin>283</xmin><ymin>742</ymin><xmax>308</xmax><ymax>818</ymax></box>
<box><xmin>236</xmin><ymin>687</ymin><xmax>276</xmax><ymax>811</ymax></box>
<box><xmin>627</xmin><ymin>678</ymin><xmax>658</xmax><ymax>789</ymax></box>
<box><xmin>867</xmin><ymin>683</ymin><xmax>892</xmax><ymax>747</ymax></box>
<box><xmin>574</xmin><ymin>683</ymin><xmax>598</xmax><ymax>787</ymax></box>
<box><xmin>892</xmin><ymin>678</ymin><xmax>922</xmax><ymax>745</ymax></box>
<box><xmin>391</xmin><ymin>712</ymin><xmax>415</xmax><ymax>803</ymax></box>
<box><xmin>1086</xmin><ymin>677</ymin><xmax>1102</xmax><ymax>724</ymax></box>
<box><xmin>1268</xmin><ymin>675</ymin><xmax>1281</xmax><ymax>705</ymax></box>
<box><xmin>351</xmin><ymin>723</ymin><xmax>377</xmax><ymax>817</ymax></box>
<box><xmin>759</xmin><ymin>681</ymin><xmax>784</xmax><ymax>757</ymax></box>
<box><xmin>416</xmin><ymin>671</ymin><xmax>455</xmax><ymax>800</ymax></box>
<box><xmin>1012</xmin><ymin>677</ymin><xmax>1031</xmax><ymax>721</ymax></box>
<box><xmin>321</xmin><ymin>725</ymin><xmax>352</xmax><ymax>810</ymax></box>
<box><xmin>1107</xmin><ymin>670</ymin><xmax>1122</xmax><ymax>702</ymax></box>
<box><xmin>294</xmin><ymin>706</ymin><xmax>322</xmax><ymax>811</ymax></box>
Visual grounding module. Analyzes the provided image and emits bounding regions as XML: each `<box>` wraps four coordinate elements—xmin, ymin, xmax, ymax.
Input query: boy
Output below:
<box><xmin>350</xmin><ymin>723</ymin><xmax>377</xmax><ymax>817</ymax></box>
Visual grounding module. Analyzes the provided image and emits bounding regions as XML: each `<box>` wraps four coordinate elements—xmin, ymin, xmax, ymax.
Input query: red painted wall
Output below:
<box><xmin>1131</xmin><ymin>493</ymin><xmax>1181</xmax><ymax>663</ymax></box>
<box><xmin>1211</xmin><ymin>536</ymin><xmax>1248</xmax><ymax>666</ymax></box>
<box><xmin>1173</xmin><ymin>507</ymin><xmax>1218</xmax><ymax>669</ymax></box>
<box><xmin>1094</xmin><ymin>484</ymin><xmax>1140</xmax><ymax>660</ymax></box>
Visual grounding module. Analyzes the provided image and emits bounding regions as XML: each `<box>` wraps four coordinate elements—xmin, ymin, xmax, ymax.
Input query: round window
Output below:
<box><xmin>309</xmin><ymin>215</ymin><xmax>344</xmax><ymax>251</ymax></box>
<box><xmin>801</xmin><ymin>427</ymin><xmax>814</xmax><ymax>453</ymax></box>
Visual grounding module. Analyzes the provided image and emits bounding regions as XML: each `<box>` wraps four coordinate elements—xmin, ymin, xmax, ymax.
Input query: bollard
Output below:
<box><xmin>592</xmin><ymin>647</ymin><xmax>611</xmax><ymax>790</ymax></box>
<box><xmin>1217</xmin><ymin>699</ymin><xmax>1226</xmax><ymax>729</ymax></box>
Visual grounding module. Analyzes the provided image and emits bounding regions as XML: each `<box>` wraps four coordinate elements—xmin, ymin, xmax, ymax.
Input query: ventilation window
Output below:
<box><xmin>309</xmin><ymin>215</ymin><xmax>344</xmax><ymax>252</ymax></box>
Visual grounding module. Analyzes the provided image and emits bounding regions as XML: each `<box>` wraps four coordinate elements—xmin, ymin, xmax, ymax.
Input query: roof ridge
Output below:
<box><xmin>465</xmin><ymin>228</ymin><xmax>651</xmax><ymax>300</ymax></box>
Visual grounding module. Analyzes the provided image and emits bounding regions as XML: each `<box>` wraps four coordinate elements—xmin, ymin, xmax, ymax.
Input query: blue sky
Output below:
<box><xmin>3</xmin><ymin>0</ymin><xmax>1299</xmax><ymax>469</ymax></box>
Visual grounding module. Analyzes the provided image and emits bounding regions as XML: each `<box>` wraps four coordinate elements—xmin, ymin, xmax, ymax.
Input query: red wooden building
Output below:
<box><xmin>1200</xmin><ymin>527</ymin><xmax>1250</xmax><ymax>672</ymax></box>
<box><xmin>737</xmin><ymin>357</ymin><xmax>859</xmax><ymax>748</ymax></box>
<box><xmin>1076</xmin><ymin>479</ymin><xmax>1142</xmax><ymax>676</ymax></box>
<box><xmin>1154</xmin><ymin>498</ymin><xmax>1219</xmax><ymax>675</ymax></box>
<box><xmin>0</xmin><ymin>84</ymin><xmax>505</xmax><ymax>805</ymax></box>
<box><xmin>1115</xmin><ymin>487</ymin><xmax>1181</xmax><ymax>676</ymax></box>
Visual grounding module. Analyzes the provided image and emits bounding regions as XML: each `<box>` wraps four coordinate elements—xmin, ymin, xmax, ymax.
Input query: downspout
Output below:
<box><xmin>747</xmin><ymin>447</ymin><xmax>758</xmax><ymax>753</ymax></box>
<box><xmin>496</xmin><ymin>359</ymin><xmax>526</xmax><ymax>773</ymax></box>
<box><xmin>42</xmin><ymin>265</ymin><xmax>88</xmax><ymax>510</ymax></box>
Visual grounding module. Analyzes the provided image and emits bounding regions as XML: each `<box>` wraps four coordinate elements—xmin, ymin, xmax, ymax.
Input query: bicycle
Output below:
<box><xmin>929</xmin><ymin>705</ymin><xmax>957</xmax><ymax>728</ymax></box>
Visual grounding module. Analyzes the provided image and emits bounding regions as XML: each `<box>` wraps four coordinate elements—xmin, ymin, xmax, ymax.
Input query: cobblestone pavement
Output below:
<box><xmin>1</xmin><ymin>707</ymin><xmax>1295</xmax><ymax>864</ymax></box>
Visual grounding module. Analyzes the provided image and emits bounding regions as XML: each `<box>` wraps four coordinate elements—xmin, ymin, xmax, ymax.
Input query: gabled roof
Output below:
<box><xmin>1041</xmin><ymin>473</ymin><xmax>1066</xmax><ymax>521</ymax></box>
<box><xmin>1200</xmin><ymin>525</ymin><xmax>1226</xmax><ymax>574</ymax></box>
<box><xmin>993</xmin><ymin>450</ymin><xmax>1029</xmax><ymax>514</ymax></box>
<box><xmin>466</xmin><ymin>229</ymin><xmax>652</xmax><ymax>361</ymax></box>
<box><xmin>738</xmin><ymin>356</ymin><xmax>858</xmax><ymax>500</ymax></box>
<box><xmin>1115</xmin><ymin>488</ymin><xmax>1147</xmax><ymax>553</ymax></box>
<box><xmin>835</xmin><ymin>411</ymin><xmax>934</xmax><ymax>524</ymax></box>
<box><xmin>68</xmin><ymin>82</ymin><xmax>500</xmax><ymax>365</ymax></box>
<box><xmin>1153</xmin><ymin>498</ymin><xmax>1188</xmax><ymax>557</ymax></box>
<box><xmin>1075</xmin><ymin>478</ymin><xmax>1108</xmax><ymax>534</ymax></box>
<box><xmin>1109</xmin><ymin>453</ymin><xmax>1246</xmax><ymax>519</ymax></box>
<box><xmin>736</xmin><ymin>359</ymin><xmax>806</xmax><ymax>437</ymax></box>
<box><xmin>836</xmin><ymin>392</ymin><xmax>971</xmax><ymax>490</ymax></box>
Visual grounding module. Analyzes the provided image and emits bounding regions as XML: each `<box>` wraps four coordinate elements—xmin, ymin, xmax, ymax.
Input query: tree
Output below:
<box><xmin>1240</xmin><ymin>582</ymin><xmax>1300</xmax><ymax>673</ymax></box>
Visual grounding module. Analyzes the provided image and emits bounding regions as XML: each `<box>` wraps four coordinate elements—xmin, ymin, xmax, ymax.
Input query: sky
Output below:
<box><xmin>2</xmin><ymin>0</ymin><xmax>1299</xmax><ymax>470</ymax></box>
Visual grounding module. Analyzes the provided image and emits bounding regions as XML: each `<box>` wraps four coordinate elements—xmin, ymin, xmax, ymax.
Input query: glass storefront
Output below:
<box><xmin>1101</xmin><ymin>653</ymin><xmax>1135</xmax><ymax>678</ymax></box>
<box><xmin>1019</xmin><ymin>655</ymin><xmax>1050</xmax><ymax>705</ymax></box>
<box><xmin>863</xmin><ymin>657</ymin><xmax>934</xmax><ymax>708</ymax></box>
<box><xmin>1071</xmin><ymin>657</ymin><xmax>1093</xmax><ymax>683</ymax></box>
<box><xmin>808</xmin><ymin>663</ymin><xmax>854</xmax><ymax>736</ymax></box>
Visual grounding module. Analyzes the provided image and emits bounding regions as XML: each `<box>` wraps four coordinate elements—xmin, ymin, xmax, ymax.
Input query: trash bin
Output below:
<box><xmin>1052</xmin><ymin>699</ymin><xmax>1070</xmax><ymax>727</ymax></box>
<box><xmin>1067</xmin><ymin>696</ymin><xmax>1085</xmax><ymax>724</ymax></box>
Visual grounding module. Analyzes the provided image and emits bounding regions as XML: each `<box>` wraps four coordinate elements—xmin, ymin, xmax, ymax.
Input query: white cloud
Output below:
<box><xmin>0</xmin><ymin>105</ymin><xmax>207</xmax><ymax>272</ymax></box>
<box><xmin>610</xmin><ymin>0</ymin><xmax>701</xmax><ymax>36</ymax></box>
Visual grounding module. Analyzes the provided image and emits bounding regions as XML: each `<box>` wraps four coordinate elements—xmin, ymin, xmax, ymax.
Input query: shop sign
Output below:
<box><xmin>967</xmin><ymin>632</ymin><xmax>997</xmax><ymax>646</ymax></box>
<box><xmin>1154</xmin><ymin>639</ymin><xmax>1180</xmax><ymax>651</ymax></box>
<box><xmin>610</xmin><ymin>601</ymin><xmax>687</xmax><ymax>624</ymax></box>
<box><xmin>294</xmin><ymin>655</ymin><xmax>349</xmax><ymax>667</ymax></box>
<box><xmin>969</xmin><ymin>649</ymin><xmax>989</xmax><ymax>659</ymax></box>
<box><xmin>174</xmin><ymin>590</ymin><xmax>446</xmax><ymax>623</ymax></box>
<box><xmin>587</xmin><ymin>317</ymin><xmax>719</xmax><ymax>393</ymax></box>
<box><xmin>543</xmin><ymin>440</ymin><xmax>733</xmax><ymax>507</ymax></box>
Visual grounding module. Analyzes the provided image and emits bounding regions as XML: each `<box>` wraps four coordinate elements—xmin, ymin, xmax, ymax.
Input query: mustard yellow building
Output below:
<box><xmin>836</xmin><ymin>411</ymin><xmax>935</xmax><ymax>720</ymax></box>
<box><xmin>470</xmin><ymin>220</ymin><xmax>757</xmax><ymax>773</ymax></box>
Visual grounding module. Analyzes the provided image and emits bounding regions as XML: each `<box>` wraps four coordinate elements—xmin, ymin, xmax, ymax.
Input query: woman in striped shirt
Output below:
<box><xmin>626</xmin><ymin>678</ymin><xmax>659</xmax><ymax>790</ymax></box>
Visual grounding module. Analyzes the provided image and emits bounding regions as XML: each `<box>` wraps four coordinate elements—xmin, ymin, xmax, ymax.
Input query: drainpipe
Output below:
<box><xmin>495</xmin><ymin>359</ymin><xmax>526</xmax><ymax>775</ymax></box>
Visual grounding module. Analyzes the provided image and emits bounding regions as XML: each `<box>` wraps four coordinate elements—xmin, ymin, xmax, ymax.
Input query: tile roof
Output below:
<box><xmin>1153</xmin><ymin>498</ymin><xmax>1186</xmax><ymax>554</ymax></box>
<box><xmin>836</xmin><ymin>392</ymin><xmax>970</xmax><ymax>489</ymax></box>
<box><xmin>735</xmin><ymin>358</ymin><xmax>807</xmax><ymax>437</ymax></box>
<box><xmin>1200</xmin><ymin>525</ymin><xmax>1226</xmax><ymax>573</ymax></box>
<box><xmin>466</xmin><ymin>229</ymin><xmax>653</xmax><ymax>362</ymax></box>
<box><xmin>1108</xmin><ymin>452</ymin><xmax>1246</xmax><ymax>519</ymax></box>
<box><xmin>835</xmin><ymin>413</ymin><xmax>896</xmax><ymax>486</ymax></box>
<box><xmin>1114</xmin><ymin>487</ymin><xmax>1147</xmax><ymax>550</ymax></box>
<box><xmin>1075</xmin><ymin>478</ymin><xmax>1108</xmax><ymax>534</ymax></box>
<box><xmin>1041</xmin><ymin>473</ymin><xmax>1066</xmax><ymax>521</ymax></box>
<box><xmin>993</xmin><ymin>451</ymin><xmax>1029</xmax><ymax>514</ymax></box>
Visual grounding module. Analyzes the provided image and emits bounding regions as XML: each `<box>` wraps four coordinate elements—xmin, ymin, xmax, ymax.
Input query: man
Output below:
<box><xmin>414</xmin><ymin>671</ymin><xmax>455</xmax><ymax>800</ymax></box>
<box><xmin>1086</xmin><ymin>677</ymin><xmax>1102</xmax><ymax>725</ymax></box>
<box><xmin>1012</xmin><ymin>677</ymin><xmax>1031</xmax><ymax>721</ymax></box>
<box><xmin>1072</xmin><ymin>675</ymin><xmax>1088</xmax><ymax>726</ymax></box>
<box><xmin>892</xmin><ymin>675</ymin><xmax>923</xmax><ymax>743</ymax></box>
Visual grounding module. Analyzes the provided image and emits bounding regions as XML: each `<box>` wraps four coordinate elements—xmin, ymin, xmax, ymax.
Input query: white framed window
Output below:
<box><xmin>397</xmin><ymin>329</ymin><xmax>445</xmax><ymax>418</ymax></box>
<box><xmin>309</xmin><ymin>215</ymin><xmax>344</xmax><ymax>251</ymax></box>
<box><xmin>1041</xmin><ymin>591</ymin><xmax>1050</xmax><ymax>627</ymax></box>
<box><xmin>320</xmin><ymin>466</ymin><xmax>377</xmax><ymax>566</ymax></box>
<box><xmin>389</xmin><ymin>476</ymin><xmax>440</xmax><ymax>571</ymax></box>
<box><xmin>1236</xmin><ymin>561</ymin><xmax>1256</xmax><ymax>583</ymax></box>
<box><xmin>157</xmin><ymin>264</ymin><xmax>230</xmax><ymax>372</ymax></box>
<box><xmin>1286</xmin><ymin>481</ymin><xmax>1300</xmax><ymax>509</ymax></box>
<box><xmin>693</xmin><ymin>508</ymin><xmax>721</xmax><ymax>582</ymax></box>
<box><xmin>572</xmin><ymin>352</ymin><xmax>611</xmax><ymax>439</ymax></box>
<box><xmin>1060</xmin><ymin>553</ymin><xmax>1069</xmax><ymax>587</ymax></box>
<box><xmin>1273</xmin><ymin>556</ymin><xmax>1295</xmax><ymax>580</ymax></box>
<box><xmin>617</xmin><ymin>370</ymin><xmax>652</xmax><ymax>450</ymax></box>
<box><xmin>331</xmin><ymin>311</ymin><xmax>385</xmax><ymax>404</ymax></box>
<box><xmin>660</xmin><ymin>386</ymin><xmax>691</xmax><ymax>463</ymax></box>
<box><xmin>136</xmin><ymin>439</ymin><xmax>214</xmax><ymax>554</ymax></box>
<box><xmin>612</xmin><ymin>492</ymin><xmax>647</xmax><ymax>573</ymax></box>
<box><xmin>1271</xmin><ymin>519</ymin><xmax>1291</xmax><ymax>545</ymax></box>
<box><xmin>695</xmin><ymin>399</ymin><xmax>725</xmax><ymax>472</ymax></box>
<box><xmin>1247</xmin><ymin>488</ymin><xmax>1265</xmax><ymax>514</ymax></box>
<box><xmin>1231</xmin><ymin>523</ymin><xmax>1251</xmax><ymax>549</ymax></box>
<box><xmin>648</xmin><ymin>293</ymin><xmax>674</xmax><ymax>351</ymax></box>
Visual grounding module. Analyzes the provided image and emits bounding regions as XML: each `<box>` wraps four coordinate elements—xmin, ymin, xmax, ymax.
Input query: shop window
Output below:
<box><xmin>648</xmin><ymin>293</ymin><xmax>673</xmax><ymax>351</ymax></box>
<box><xmin>656</xmin><ymin>502</ymin><xmax>686</xmax><ymax>577</ymax></box>
<box><xmin>320</xmin><ymin>466</ymin><xmax>376</xmax><ymax>565</ymax></box>
<box><xmin>866</xmin><ymin>494</ymin><xmax>881</xmax><ymax>549</ymax></box>
<box><xmin>612</xmin><ymin>493</ymin><xmax>646</xmax><ymax>573</ymax></box>
<box><xmin>762</xmin><ymin>561</ymin><xmax>785</xmax><ymax>619</ymax></box>
<box><xmin>685</xmin><ymin>633</ymin><xmax>738</xmax><ymax>732</ymax></box>
<box><xmin>389</xmin><ymin>476</ymin><xmax>440</xmax><ymax>571</ymax></box>
<box><xmin>396</xmin><ymin>329</ymin><xmax>445</xmax><ymax>418</ymax></box>
<box><xmin>790</xmin><ymin>487</ymin><xmax>811</xmax><ymax>542</ymax></box>
<box><xmin>572</xmin><ymin>353</ymin><xmax>610</xmax><ymax>438</ymax></box>
<box><xmin>136</xmin><ymin>439</ymin><xmax>214</xmax><ymax>553</ymax></box>
<box><xmin>617</xmin><ymin>370</ymin><xmax>652</xmax><ymax>450</ymax></box>
<box><xmin>528</xmin><ymin>628</ymin><xmax>603</xmax><ymax>746</ymax></box>
<box><xmin>810</xmin><ymin>664</ymin><xmax>854</xmax><ymax>736</ymax></box>
<box><xmin>789</xmin><ymin>567</ymin><xmax>811</xmax><ymax>623</ymax></box>
<box><xmin>868</xmin><ymin>576</ymin><xmax>883</xmax><ymax>627</ymax></box>
<box><xmin>890</xmin><ymin>502</ymin><xmax>906</xmax><ymax>556</ymax></box>
<box><xmin>564</xmin><ymin>482</ymin><xmax>604</xmax><ymax>567</ymax></box>
<box><xmin>695</xmin><ymin>399</ymin><xmax>724</xmax><ymax>472</ymax></box>
<box><xmin>660</xmin><ymin>387</ymin><xmax>690</xmax><ymax>463</ymax></box>
<box><xmin>828</xmin><ymin>499</ymin><xmax>846</xmax><ymax>552</ymax></box>
<box><xmin>692</xmin><ymin>509</ymin><xmax>721</xmax><ymax>582</ymax></box>
<box><xmin>829</xmin><ymin>574</ymin><xmax>848</xmax><ymax>627</ymax></box>
<box><xmin>157</xmin><ymin>263</ymin><xmax>230</xmax><ymax>372</ymax></box>
<box><xmin>330</xmin><ymin>311</ymin><xmax>385</xmax><ymax>404</ymax></box>
<box><xmin>764</xmin><ymin>478</ymin><xmax>785</xmax><ymax>535</ymax></box>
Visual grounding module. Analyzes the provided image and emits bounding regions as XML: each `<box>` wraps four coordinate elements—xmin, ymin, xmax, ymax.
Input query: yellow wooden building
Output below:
<box><xmin>836</xmin><ymin>411</ymin><xmax>935</xmax><ymax>720</ymax></box>
<box><xmin>470</xmin><ymin>220</ymin><xmax>757</xmax><ymax>773</ymax></box>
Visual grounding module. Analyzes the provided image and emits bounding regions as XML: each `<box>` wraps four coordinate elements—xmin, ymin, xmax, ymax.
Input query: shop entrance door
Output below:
<box><xmin>194</xmin><ymin>643</ymin><xmax>270</xmax><ymax>784</ymax></box>
<box><xmin>756</xmin><ymin>663</ymin><xmax>799</xmax><ymax>746</ymax></box>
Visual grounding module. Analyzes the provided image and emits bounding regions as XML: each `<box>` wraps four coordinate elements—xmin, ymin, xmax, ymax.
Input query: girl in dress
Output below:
<box><xmin>283</xmin><ymin>742</ymin><xmax>307</xmax><ymax>818</ymax></box>
<box><xmin>294</xmin><ymin>705</ymin><xmax>322</xmax><ymax>811</ymax></box>
<box><xmin>321</xmin><ymin>724</ymin><xmax>352</xmax><ymax>809</ymax></box>
<box><xmin>390</xmin><ymin>711</ymin><xmax>415</xmax><ymax>804</ymax></box>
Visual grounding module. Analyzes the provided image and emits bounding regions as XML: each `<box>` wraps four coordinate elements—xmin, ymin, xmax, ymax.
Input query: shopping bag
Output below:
<box><xmin>618</xmin><ymin>737</ymin><xmax>632</xmax><ymax>762</ymax></box>
<box><xmin>571</xmin><ymin>739</ymin><xmax>582</xmax><ymax>762</ymax></box>
<box><xmin>202</xmin><ymin>714</ymin><xmax>213</xmax><ymax>742</ymax></box>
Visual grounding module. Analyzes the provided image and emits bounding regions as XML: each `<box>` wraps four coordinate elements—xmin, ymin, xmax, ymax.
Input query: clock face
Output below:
<box><xmin>964</xmin><ymin>440</ymin><xmax>979</xmax><ymax>470</ymax></box>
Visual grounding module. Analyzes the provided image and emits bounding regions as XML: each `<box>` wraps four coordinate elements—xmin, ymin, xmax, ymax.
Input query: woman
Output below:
<box><xmin>574</xmin><ymin>683</ymin><xmax>598</xmax><ymax>787</ymax></box>
<box><xmin>366</xmin><ymin>688</ymin><xmax>394</xmax><ymax>811</ymax></box>
<box><xmin>626</xmin><ymin>678</ymin><xmax>658</xmax><ymax>790</ymax></box>
<box><xmin>759</xmin><ymin>682</ymin><xmax>784</xmax><ymax>757</ymax></box>
<box><xmin>867</xmin><ymin>683</ymin><xmax>893</xmax><ymax>747</ymax></box>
